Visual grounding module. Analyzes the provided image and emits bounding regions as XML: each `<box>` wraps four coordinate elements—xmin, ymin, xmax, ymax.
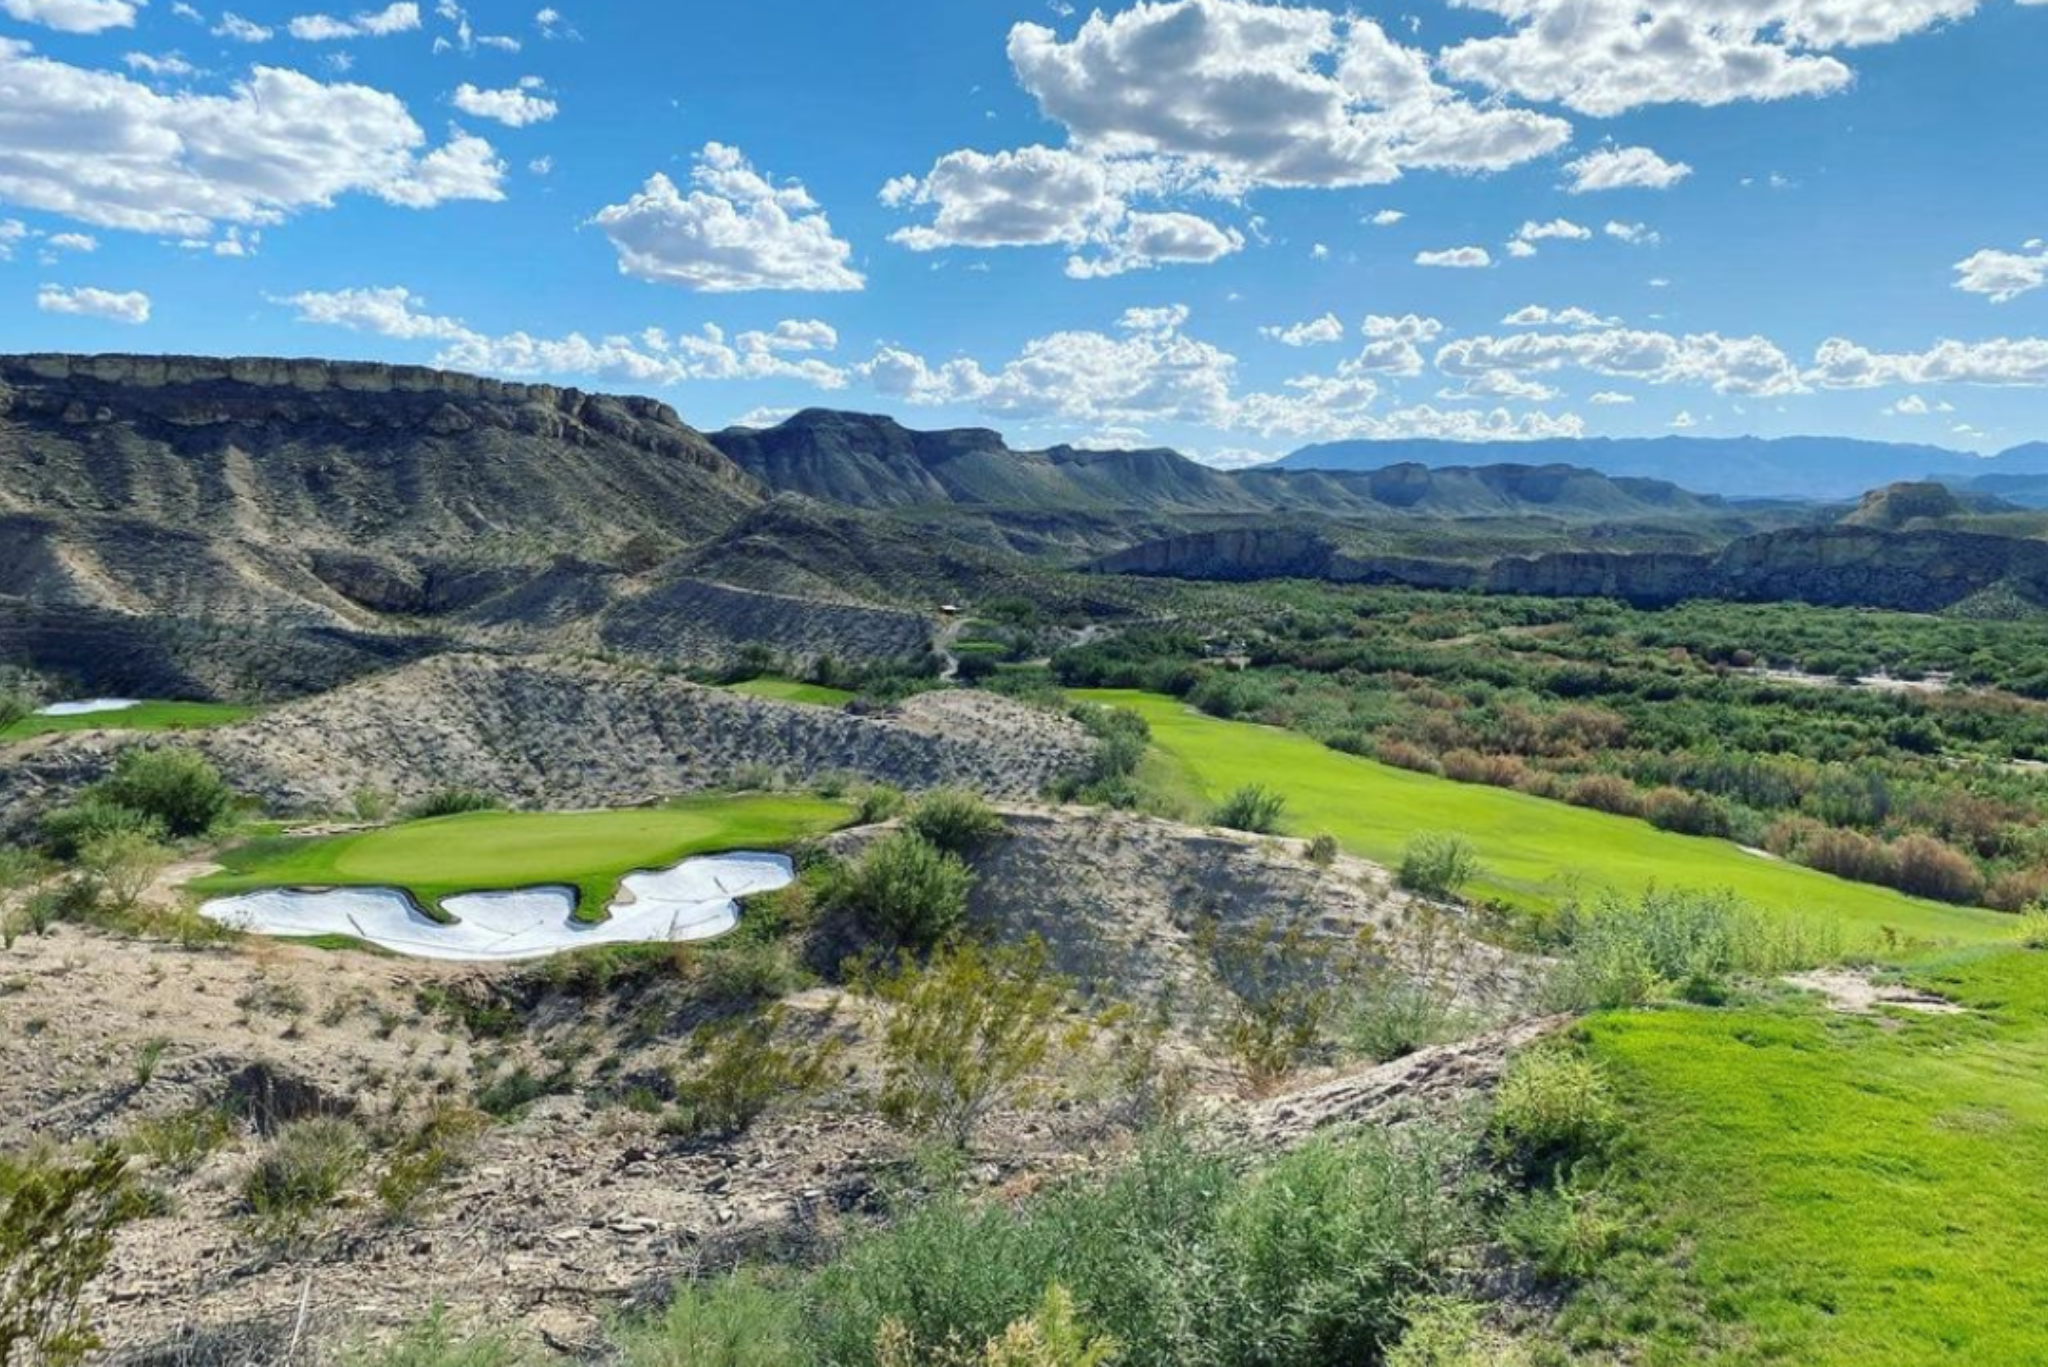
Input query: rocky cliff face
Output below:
<box><xmin>1097</xmin><ymin>523</ymin><xmax>2048</xmax><ymax>614</ymax></box>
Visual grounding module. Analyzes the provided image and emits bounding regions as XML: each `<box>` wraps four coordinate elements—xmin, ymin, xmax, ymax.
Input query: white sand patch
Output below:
<box><xmin>1785</xmin><ymin>968</ymin><xmax>1966</xmax><ymax>1016</ymax></box>
<box><xmin>36</xmin><ymin>698</ymin><xmax>141</xmax><ymax>717</ymax></box>
<box><xmin>199</xmin><ymin>852</ymin><xmax>794</xmax><ymax>961</ymax></box>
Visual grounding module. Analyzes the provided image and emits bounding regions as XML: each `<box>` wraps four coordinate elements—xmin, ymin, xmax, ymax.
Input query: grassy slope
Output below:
<box><xmin>723</xmin><ymin>677</ymin><xmax>855</xmax><ymax>707</ymax></box>
<box><xmin>192</xmin><ymin>794</ymin><xmax>852</xmax><ymax>921</ymax></box>
<box><xmin>1082</xmin><ymin>689</ymin><xmax>2006</xmax><ymax>946</ymax></box>
<box><xmin>1568</xmin><ymin>949</ymin><xmax>2048</xmax><ymax>1366</ymax></box>
<box><xmin>1</xmin><ymin>701</ymin><xmax>255</xmax><ymax>741</ymax></box>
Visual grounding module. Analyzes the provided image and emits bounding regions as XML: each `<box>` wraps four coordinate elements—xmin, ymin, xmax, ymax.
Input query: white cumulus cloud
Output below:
<box><xmin>1416</xmin><ymin>246</ymin><xmax>1492</xmax><ymax>268</ymax></box>
<box><xmin>37</xmin><ymin>283</ymin><xmax>150</xmax><ymax>323</ymax></box>
<box><xmin>1954</xmin><ymin>240</ymin><xmax>2047</xmax><ymax>304</ymax></box>
<box><xmin>1564</xmin><ymin>146</ymin><xmax>1693</xmax><ymax>193</ymax></box>
<box><xmin>451</xmin><ymin>80</ymin><xmax>557</xmax><ymax>126</ymax></box>
<box><xmin>287</xmin><ymin>2</ymin><xmax>419</xmax><ymax>40</ymax></box>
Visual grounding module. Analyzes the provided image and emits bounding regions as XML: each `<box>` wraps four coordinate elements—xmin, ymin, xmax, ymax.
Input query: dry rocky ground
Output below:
<box><xmin>0</xmin><ymin>654</ymin><xmax>1097</xmax><ymax>836</ymax></box>
<box><xmin>0</xmin><ymin>806</ymin><xmax>1542</xmax><ymax>1360</ymax></box>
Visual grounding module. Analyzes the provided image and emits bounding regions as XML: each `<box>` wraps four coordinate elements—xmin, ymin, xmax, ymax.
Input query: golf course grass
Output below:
<box><xmin>1561</xmin><ymin>947</ymin><xmax>2048</xmax><ymax>1365</ymax></box>
<box><xmin>723</xmin><ymin>677</ymin><xmax>855</xmax><ymax>707</ymax></box>
<box><xmin>191</xmin><ymin>793</ymin><xmax>853</xmax><ymax>921</ymax></box>
<box><xmin>1081</xmin><ymin>689</ymin><xmax>2008</xmax><ymax>947</ymax></box>
<box><xmin>2</xmin><ymin>700</ymin><xmax>256</xmax><ymax>741</ymax></box>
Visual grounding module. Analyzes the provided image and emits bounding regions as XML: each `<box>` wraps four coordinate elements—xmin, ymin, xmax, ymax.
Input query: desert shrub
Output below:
<box><xmin>905</xmin><ymin>788</ymin><xmax>1006</xmax><ymax>854</ymax></box>
<box><xmin>376</xmin><ymin>1107</ymin><xmax>489</xmax><ymax>1222</ymax></box>
<box><xmin>39</xmin><ymin>798</ymin><xmax>163</xmax><ymax>862</ymax></box>
<box><xmin>6</xmin><ymin>877</ymin><xmax>106</xmax><ymax>943</ymax></box>
<box><xmin>1496</xmin><ymin>1182</ymin><xmax>1629</xmax><ymax>1284</ymax></box>
<box><xmin>1641</xmin><ymin>787</ymin><xmax>1734</xmax><ymax>839</ymax></box>
<box><xmin>1397</xmin><ymin>834</ymin><xmax>1480</xmax><ymax>901</ymax></box>
<box><xmin>0</xmin><ymin>1144</ymin><xmax>141</xmax><ymax>1367</ymax></box>
<box><xmin>1887</xmin><ymin>833</ymin><xmax>1985</xmax><ymax>904</ymax></box>
<box><xmin>75</xmin><ymin>831</ymin><xmax>168</xmax><ymax>919</ymax></box>
<box><xmin>1210</xmin><ymin>783</ymin><xmax>1285</xmax><ymax>835</ymax></box>
<box><xmin>692</xmin><ymin>935</ymin><xmax>809</xmax><ymax>1008</ymax></box>
<box><xmin>1386</xmin><ymin>1297</ymin><xmax>1533</xmax><ymax>1367</ymax></box>
<box><xmin>668</xmin><ymin>1005</ymin><xmax>844</xmax><ymax>1140</ymax></box>
<box><xmin>92</xmin><ymin>748</ymin><xmax>234</xmax><ymax>839</ymax></box>
<box><xmin>2019</xmin><ymin>908</ymin><xmax>2048</xmax><ymax>949</ymax></box>
<box><xmin>1545</xmin><ymin>888</ymin><xmax>1838</xmax><ymax>1009</ymax></box>
<box><xmin>405</xmin><ymin>787</ymin><xmax>502</xmax><ymax>820</ymax></box>
<box><xmin>855</xmin><ymin>783</ymin><xmax>908</xmax><ymax>825</ymax></box>
<box><xmin>242</xmin><ymin>1117</ymin><xmax>363</xmax><ymax>1240</ymax></box>
<box><xmin>875</xmin><ymin>1283</ymin><xmax>1118</xmax><ymax>1367</ymax></box>
<box><xmin>1375</xmin><ymin>739</ymin><xmax>1443</xmax><ymax>776</ymax></box>
<box><xmin>125</xmin><ymin>1105</ymin><xmax>235</xmax><ymax>1177</ymax></box>
<box><xmin>834</xmin><ymin>831</ymin><xmax>974</xmax><ymax>950</ymax></box>
<box><xmin>1798</xmin><ymin>827</ymin><xmax>1897</xmax><ymax>886</ymax></box>
<box><xmin>873</xmin><ymin>938</ymin><xmax>1070</xmax><ymax>1148</ymax></box>
<box><xmin>1341</xmin><ymin>972</ymin><xmax>1460</xmax><ymax>1065</ymax></box>
<box><xmin>351</xmin><ymin>787</ymin><xmax>397</xmax><ymax>823</ymax></box>
<box><xmin>1306</xmin><ymin>833</ymin><xmax>1340</xmax><ymax>867</ymax></box>
<box><xmin>617</xmin><ymin>1272</ymin><xmax>806</xmax><ymax>1367</ymax></box>
<box><xmin>0</xmin><ymin>693</ymin><xmax>27</xmax><ymax>732</ymax></box>
<box><xmin>1564</xmin><ymin>774</ymin><xmax>1643</xmax><ymax>817</ymax></box>
<box><xmin>1440</xmin><ymin>749</ymin><xmax>1531</xmax><ymax>791</ymax></box>
<box><xmin>1987</xmin><ymin>867</ymin><xmax>2048</xmax><ymax>914</ymax></box>
<box><xmin>1490</xmin><ymin>1049</ymin><xmax>1618</xmax><ymax>1182</ymax></box>
<box><xmin>1210</xmin><ymin>922</ymin><xmax>1339</xmax><ymax>1095</ymax></box>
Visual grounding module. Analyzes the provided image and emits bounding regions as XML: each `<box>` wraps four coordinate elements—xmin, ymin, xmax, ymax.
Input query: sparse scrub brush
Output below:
<box><xmin>855</xmin><ymin>783</ymin><xmax>908</xmax><ymax>824</ymax></box>
<box><xmin>668</xmin><ymin>1004</ymin><xmax>844</xmax><ymax>1140</ymax></box>
<box><xmin>1398</xmin><ymin>834</ymin><xmax>1480</xmax><ymax>901</ymax></box>
<box><xmin>1490</xmin><ymin>1048</ymin><xmax>1619</xmax><ymax>1182</ymax></box>
<box><xmin>405</xmin><ymin>787</ymin><xmax>502</xmax><ymax>820</ymax></box>
<box><xmin>1544</xmin><ymin>888</ymin><xmax>1839</xmax><ymax>1010</ymax></box>
<box><xmin>242</xmin><ymin>1117</ymin><xmax>364</xmax><ymax>1243</ymax></box>
<box><xmin>1210</xmin><ymin>783</ymin><xmax>1285</xmax><ymax>835</ymax></box>
<box><xmin>0</xmin><ymin>1144</ymin><xmax>142</xmax><ymax>1367</ymax></box>
<box><xmin>905</xmin><ymin>788</ymin><xmax>1006</xmax><ymax>853</ymax></box>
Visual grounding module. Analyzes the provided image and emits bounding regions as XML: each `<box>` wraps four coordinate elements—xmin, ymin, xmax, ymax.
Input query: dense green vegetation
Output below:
<box><xmin>1556</xmin><ymin>947</ymin><xmax>2048</xmax><ymax>1365</ymax></box>
<box><xmin>190</xmin><ymin>795</ymin><xmax>853</xmax><ymax>921</ymax></box>
<box><xmin>1081</xmin><ymin>688</ymin><xmax>2006</xmax><ymax>945</ymax></box>
<box><xmin>0</xmin><ymin>700</ymin><xmax>255</xmax><ymax>741</ymax></box>
<box><xmin>1058</xmin><ymin>585</ymin><xmax>2048</xmax><ymax>913</ymax></box>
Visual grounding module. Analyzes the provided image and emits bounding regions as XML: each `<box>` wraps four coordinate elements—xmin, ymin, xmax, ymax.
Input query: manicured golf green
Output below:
<box><xmin>1563</xmin><ymin>947</ymin><xmax>2048</xmax><ymax>1365</ymax></box>
<box><xmin>191</xmin><ymin>793</ymin><xmax>853</xmax><ymax>921</ymax></box>
<box><xmin>723</xmin><ymin>677</ymin><xmax>855</xmax><ymax>707</ymax></box>
<box><xmin>1081</xmin><ymin>690</ymin><xmax>2007</xmax><ymax>947</ymax></box>
<box><xmin>2</xmin><ymin>700</ymin><xmax>256</xmax><ymax>741</ymax></box>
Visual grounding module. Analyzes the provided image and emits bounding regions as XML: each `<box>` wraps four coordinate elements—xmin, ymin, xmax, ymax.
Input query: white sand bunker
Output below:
<box><xmin>36</xmin><ymin>698</ymin><xmax>141</xmax><ymax>717</ymax></box>
<box><xmin>199</xmin><ymin>852</ymin><xmax>794</xmax><ymax>962</ymax></box>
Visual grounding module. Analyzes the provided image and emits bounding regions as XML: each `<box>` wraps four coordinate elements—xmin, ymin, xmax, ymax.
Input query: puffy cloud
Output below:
<box><xmin>212</xmin><ymin>12</ymin><xmax>271</xmax><ymax>40</ymax></box>
<box><xmin>1063</xmin><ymin>209</ymin><xmax>1245</xmax><ymax>278</ymax></box>
<box><xmin>1563</xmin><ymin>146</ymin><xmax>1693</xmax><ymax>193</ymax></box>
<box><xmin>1808</xmin><ymin>336</ymin><xmax>2048</xmax><ymax>389</ymax></box>
<box><xmin>0</xmin><ymin>40</ymin><xmax>505</xmax><ymax>234</ymax></box>
<box><xmin>1516</xmin><ymin>217</ymin><xmax>1593</xmax><ymax>242</ymax></box>
<box><xmin>1416</xmin><ymin>245</ymin><xmax>1492</xmax><ymax>268</ymax></box>
<box><xmin>279</xmin><ymin>284</ymin><xmax>852</xmax><ymax>388</ymax></box>
<box><xmin>1259</xmin><ymin>313</ymin><xmax>1345</xmax><ymax>346</ymax></box>
<box><xmin>592</xmin><ymin>143</ymin><xmax>863</xmax><ymax>293</ymax></box>
<box><xmin>0</xmin><ymin>219</ymin><xmax>28</xmax><ymax>259</ymax></box>
<box><xmin>1368</xmin><ymin>208</ymin><xmax>1406</xmax><ymax>225</ymax></box>
<box><xmin>1604</xmin><ymin>220</ymin><xmax>1661</xmax><ymax>245</ymax></box>
<box><xmin>1441</xmin><ymin>0</ymin><xmax>1976</xmax><ymax>116</ymax></box>
<box><xmin>885</xmin><ymin>146</ymin><xmax>1120</xmax><ymax>249</ymax></box>
<box><xmin>3</xmin><ymin>0</ymin><xmax>140</xmax><ymax>32</ymax></box>
<box><xmin>1502</xmin><ymin>304</ymin><xmax>1617</xmax><ymax>328</ymax></box>
<box><xmin>124</xmin><ymin>50</ymin><xmax>196</xmax><ymax>75</ymax></box>
<box><xmin>1589</xmin><ymin>390</ymin><xmax>1636</xmax><ymax>405</ymax></box>
<box><xmin>1008</xmin><ymin>0</ymin><xmax>1569</xmax><ymax>190</ymax></box>
<box><xmin>287</xmin><ymin>1</ymin><xmax>418</xmax><ymax>40</ymax></box>
<box><xmin>37</xmin><ymin>283</ymin><xmax>150</xmax><ymax>323</ymax></box>
<box><xmin>1438</xmin><ymin>326</ymin><xmax>1805</xmax><ymax>395</ymax></box>
<box><xmin>452</xmin><ymin>80</ymin><xmax>558</xmax><ymax>126</ymax></box>
<box><xmin>45</xmin><ymin>231</ymin><xmax>96</xmax><ymax>251</ymax></box>
<box><xmin>1954</xmin><ymin>240</ymin><xmax>2047</xmax><ymax>304</ymax></box>
<box><xmin>1362</xmin><ymin>313</ymin><xmax>1444</xmax><ymax>342</ymax></box>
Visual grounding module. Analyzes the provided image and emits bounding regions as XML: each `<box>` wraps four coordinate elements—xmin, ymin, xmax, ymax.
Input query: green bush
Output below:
<box><xmin>1397</xmin><ymin>834</ymin><xmax>1480</xmax><ymax>900</ymax></box>
<box><xmin>0</xmin><ymin>692</ymin><xmax>28</xmax><ymax>732</ymax></box>
<box><xmin>855</xmin><ymin>783</ymin><xmax>908</xmax><ymax>825</ymax></box>
<box><xmin>93</xmin><ymin>748</ymin><xmax>234</xmax><ymax>839</ymax></box>
<box><xmin>669</xmin><ymin>1005</ymin><xmax>844</xmax><ymax>1140</ymax></box>
<box><xmin>75</xmin><ymin>830</ymin><xmax>169</xmax><ymax>919</ymax></box>
<box><xmin>1545</xmin><ymin>888</ymin><xmax>1839</xmax><ymax>1010</ymax></box>
<box><xmin>1210</xmin><ymin>783</ymin><xmax>1286</xmax><ymax>835</ymax></box>
<box><xmin>0</xmin><ymin>1144</ymin><xmax>140</xmax><ymax>1367</ymax></box>
<box><xmin>905</xmin><ymin>788</ymin><xmax>1007</xmax><ymax>854</ymax></box>
<box><xmin>835</xmin><ymin>831</ymin><xmax>975</xmax><ymax>949</ymax></box>
<box><xmin>405</xmin><ymin>787</ymin><xmax>503</xmax><ymax>820</ymax></box>
<box><xmin>1306</xmin><ymin>833</ymin><xmax>1340</xmax><ymax>867</ymax></box>
<box><xmin>873</xmin><ymin>938</ymin><xmax>1069</xmax><ymax>1148</ymax></box>
<box><xmin>242</xmin><ymin>1117</ymin><xmax>364</xmax><ymax>1240</ymax></box>
<box><xmin>40</xmin><ymin>798</ymin><xmax>164</xmax><ymax>861</ymax></box>
<box><xmin>1490</xmin><ymin>1049</ymin><xmax>1619</xmax><ymax>1181</ymax></box>
<box><xmin>125</xmin><ymin>1105</ymin><xmax>235</xmax><ymax>1177</ymax></box>
<box><xmin>1385</xmin><ymin>1297</ymin><xmax>1532</xmax><ymax>1367</ymax></box>
<box><xmin>376</xmin><ymin>1107</ymin><xmax>489</xmax><ymax>1222</ymax></box>
<box><xmin>618</xmin><ymin>1272</ymin><xmax>807</xmax><ymax>1367</ymax></box>
<box><xmin>1496</xmin><ymin>1182</ymin><xmax>1629</xmax><ymax>1283</ymax></box>
<box><xmin>876</xmin><ymin>1283</ymin><xmax>1119</xmax><ymax>1367</ymax></box>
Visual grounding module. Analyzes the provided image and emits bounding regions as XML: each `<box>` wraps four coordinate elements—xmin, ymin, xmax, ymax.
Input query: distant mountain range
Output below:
<box><xmin>1278</xmin><ymin>436</ymin><xmax>2048</xmax><ymax>502</ymax></box>
<box><xmin>711</xmin><ymin>409</ymin><xmax>1738</xmax><ymax>523</ymax></box>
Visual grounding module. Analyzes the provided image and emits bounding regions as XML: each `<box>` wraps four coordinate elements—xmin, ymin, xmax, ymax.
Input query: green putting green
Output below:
<box><xmin>2</xmin><ymin>700</ymin><xmax>256</xmax><ymax>741</ymax></box>
<box><xmin>1080</xmin><ymin>689</ymin><xmax>2008</xmax><ymax>947</ymax></box>
<box><xmin>722</xmin><ymin>677</ymin><xmax>855</xmax><ymax>707</ymax></box>
<box><xmin>192</xmin><ymin>793</ymin><xmax>853</xmax><ymax>921</ymax></box>
<box><xmin>1565</xmin><ymin>947</ymin><xmax>2048</xmax><ymax>1365</ymax></box>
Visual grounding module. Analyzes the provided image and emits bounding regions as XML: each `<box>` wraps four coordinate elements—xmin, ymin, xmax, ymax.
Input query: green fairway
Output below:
<box><xmin>2</xmin><ymin>700</ymin><xmax>255</xmax><ymax>741</ymax></box>
<box><xmin>1564</xmin><ymin>948</ymin><xmax>2048</xmax><ymax>1365</ymax></box>
<box><xmin>1081</xmin><ymin>689</ymin><xmax>2006</xmax><ymax>946</ymax></box>
<box><xmin>191</xmin><ymin>793</ymin><xmax>853</xmax><ymax>921</ymax></box>
<box><xmin>722</xmin><ymin>677</ymin><xmax>855</xmax><ymax>707</ymax></box>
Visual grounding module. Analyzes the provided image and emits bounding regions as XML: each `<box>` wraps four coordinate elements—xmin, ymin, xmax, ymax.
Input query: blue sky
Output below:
<box><xmin>4</xmin><ymin>0</ymin><xmax>2046</xmax><ymax>463</ymax></box>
